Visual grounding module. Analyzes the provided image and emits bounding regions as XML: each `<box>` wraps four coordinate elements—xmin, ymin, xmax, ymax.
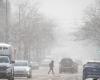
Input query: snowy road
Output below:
<box><xmin>14</xmin><ymin>67</ymin><xmax>82</xmax><ymax>80</ymax></box>
<box><xmin>15</xmin><ymin>73</ymin><xmax>82</xmax><ymax>80</ymax></box>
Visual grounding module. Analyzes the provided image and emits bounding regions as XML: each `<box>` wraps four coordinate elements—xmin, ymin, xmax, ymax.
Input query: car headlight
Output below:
<box><xmin>26</xmin><ymin>68</ymin><xmax>30</xmax><ymax>71</ymax></box>
<box><xmin>6</xmin><ymin>67</ymin><xmax>12</xmax><ymax>73</ymax></box>
<box><xmin>26</xmin><ymin>69</ymin><xmax>30</xmax><ymax>75</ymax></box>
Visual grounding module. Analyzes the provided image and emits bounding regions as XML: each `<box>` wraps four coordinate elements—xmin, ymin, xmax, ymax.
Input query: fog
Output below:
<box><xmin>38</xmin><ymin>0</ymin><xmax>97</xmax><ymax>63</ymax></box>
<box><xmin>9</xmin><ymin>0</ymin><xmax>99</xmax><ymax>63</ymax></box>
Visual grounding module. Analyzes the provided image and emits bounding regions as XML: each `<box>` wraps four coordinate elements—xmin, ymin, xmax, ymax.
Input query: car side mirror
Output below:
<box><xmin>29</xmin><ymin>64</ymin><xmax>32</xmax><ymax>67</ymax></box>
<box><xmin>11</xmin><ymin>61</ymin><xmax>15</xmax><ymax>63</ymax></box>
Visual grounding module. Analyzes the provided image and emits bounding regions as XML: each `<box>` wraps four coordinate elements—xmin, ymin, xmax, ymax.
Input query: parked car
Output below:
<box><xmin>0</xmin><ymin>43</ymin><xmax>15</xmax><ymax>80</ymax></box>
<box><xmin>59</xmin><ymin>58</ymin><xmax>78</xmax><ymax>73</ymax></box>
<box><xmin>14</xmin><ymin>60</ymin><xmax>32</xmax><ymax>78</ymax></box>
<box><xmin>0</xmin><ymin>54</ymin><xmax>14</xmax><ymax>80</ymax></box>
<box><xmin>30</xmin><ymin>61</ymin><xmax>39</xmax><ymax>70</ymax></box>
<box><xmin>83</xmin><ymin>62</ymin><xmax>100</xmax><ymax>80</ymax></box>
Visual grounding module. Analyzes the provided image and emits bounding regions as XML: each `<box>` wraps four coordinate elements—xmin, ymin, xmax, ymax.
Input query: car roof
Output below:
<box><xmin>86</xmin><ymin>60</ymin><xmax>100</xmax><ymax>63</ymax></box>
<box><xmin>0</xmin><ymin>43</ymin><xmax>11</xmax><ymax>47</ymax></box>
<box><xmin>61</xmin><ymin>58</ymin><xmax>73</xmax><ymax>61</ymax></box>
<box><xmin>15</xmin><ymin>60</ymin><xmax>28</xmax><ymax>63</ymax></box>
<box><xmin>85</xmin><ymin>61</ymin><xmax>100</xmax><ymax>65</ymax></box>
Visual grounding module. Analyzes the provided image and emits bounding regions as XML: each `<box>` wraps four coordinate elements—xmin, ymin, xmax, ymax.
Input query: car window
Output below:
<box><xmin>0</xmin><ymin>56</ymin><xmax>10</xmax><ymax>63</ymax></box>
<box><xmin>60</xmin><ymin>58</ymin><xmax>74</xmax><ymax>67</ymax></box>
<box><xmin>0</xmin><ymin>47</ymin><xmax>2</xmax><ymax>50</ymax></box>
<box><xmin>86</xmin><ymin>62</ymin><xmax>100</xmax><ymax>67</ymax></box>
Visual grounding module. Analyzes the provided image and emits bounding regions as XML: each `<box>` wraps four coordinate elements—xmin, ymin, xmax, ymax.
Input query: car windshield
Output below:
<box><xmin>85</xmin><ymin>62</ymin><xmax>100</xmax><ymax>67</ymax></box>
<box><xmin>60</xmin><ymin>58</ymin><xmax>73</xmax><ymax>66</ymax></box>
<box><xmin>0</xmin><ymin>56</ymin><xmax>10</xmax><ymax>63</ymax></box>
<box><xmin>14</xmin><ymin>61</ymin><xmax>28</xmax><ymax>66</ymax></box>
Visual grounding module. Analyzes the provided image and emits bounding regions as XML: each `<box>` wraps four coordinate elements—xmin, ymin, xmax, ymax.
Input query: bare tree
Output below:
<box><xmin>9</xmin><ymin>0</ymin><xmax>55</xmax><ymax>61</ymax></box>
<box><xmin>0</xmin><ymin>0</ymin><xmax>11</xmax><ymax>42</ymax></box>
<box><xmin>74</xmin><ymin>0</ymin><xmax>100</xmax><ymax>46</ymax></box>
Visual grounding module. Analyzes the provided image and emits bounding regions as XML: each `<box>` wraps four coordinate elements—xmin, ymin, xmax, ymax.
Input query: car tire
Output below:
<box><xmin>71</xmin><ymin>68</ymin><xmax>77</xmax><ymax>73</ymax></box>
<box><xmin>8</xmin><ymin>76</ymin><xmax>14</xmax><ymax>80</ymax></box>
<box><xmin>27</xmin><ymin>76</ymin><xmax>31</xmax><ymax>78</ymax></box>
<box><xmin>27</xmin><ymin>74</ymin><xmax>32</xmax><ymax>78</ymax></box>
<box><xmin>8</xmin><ymin>72</ymin><xmax>14</xmax><ymax>80</ymax></box>
<box><xmin>11</xmin><ymin>77</ymin><xmax>14</xmax><ymax>80</ymax></box>
<box><xmin>59</xmin><ymin>68</ymin><xmax>62</xmax><ymax>74</ymax></box>
<box><xmin>36</xmin><ymin>67</ymin><xmax>39</xmax><ymax>70</ymax></box>
<box><xmin>59</xmin><ymin>71</ymin><xmax>62</xmax><ymax>74</ymax></box>
<box><xmin>70</xmin><ymin>68</ymin><xmax>73</xmax><ymax>73</ymax></box>
<box><xmin>27</xmin><ymin>76</ymin><xmax>30</xmax><ymax>78</ymax></box>
<box><xmin>82</xmin><ymin>75</ymin><xmax>86</xmax><ymax>80</ymax></box>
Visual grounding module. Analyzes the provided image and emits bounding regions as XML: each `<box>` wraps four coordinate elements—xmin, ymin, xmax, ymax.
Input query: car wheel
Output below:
<box><xmin>27</xmin><ymin>74</ymin><xmax>32</xmax><ymax>78</ymax></box>
<box><xmin>11</xmin><ymin>77</ymin><xmax>14</xmax><ymax>80</ymax></box>
<box><xmin>8</xmin><ymin>73</ymin><xmax>14</xmax><ymax>80</ymax></box>
<box><xmin>27</xmin><ymin>75</ymin><xmax>31</xmax><ymax>78</ymax></box>
<box><xmin>37</xmin><ymin>67</ymin><xmax>39</xmax><ymax>70</ymax></box>
<box><xmin>71</xmin><ymin>68</ymin><xmax>77</xmax><ymax>73</ymax></box>
<box><xmin>82</xmin><ymin>75</ymin><xmax>86</xmax><ymax>80</ymax></box>
<box><xmin>27</xmin><ymin>76</ymin><xmax>30</xmax><ymax>78</ymax></box>
<box><xmin>59</xmin><ymin>71</ymin><xmax>62</xmax><ymax>74</ymax></box>
<box><xmin>59</xmin><ymin>68</ymin><xmax>62</xmax><ymax>73</ymax></box>
<box><xmin>8</xmin><ymin>76</ymin><xmax>14</xmax><ymax>80</ymax></box>
<box><xmin>70</xmin><ymin>68</ymin><xmax>74</xmax><ymax>73</ymax></box>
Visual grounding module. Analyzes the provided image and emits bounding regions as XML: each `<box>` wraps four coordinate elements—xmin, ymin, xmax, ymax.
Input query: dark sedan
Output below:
<box><xmin>83</xmin><ymin>62</ymin><xmax>100</xmax><ymax>80</ymax></box>
<box><xmin>59</xmin><ymin>58</ymin><xmax>78</xmax><ymax>73</ymax></box>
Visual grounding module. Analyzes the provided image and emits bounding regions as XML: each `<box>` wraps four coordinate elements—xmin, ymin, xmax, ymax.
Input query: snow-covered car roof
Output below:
<box><xmin>15</xmin><ymin>60</ymin><xmax>29</xmax><ymax>62</ymax></box>
<box><xmin>0</xmin><ymin>43</ymin><xmax>11</xmax><ymax>47</ymax></box>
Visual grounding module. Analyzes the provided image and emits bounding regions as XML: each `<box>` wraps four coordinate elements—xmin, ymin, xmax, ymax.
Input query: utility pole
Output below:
<box><xmin>5</xmin><ymin>0</ymin><xmax>9</xmax><ymax>43</ymax></box>
<box><xmin>6</xmin><ymin>0</ymin><xmax>8</xmax><ymax>25</ymax></box>
<box><xmin>19</xmin><ymin>6</ymin><xmax>20</xmax><ymax>25</ymax></box>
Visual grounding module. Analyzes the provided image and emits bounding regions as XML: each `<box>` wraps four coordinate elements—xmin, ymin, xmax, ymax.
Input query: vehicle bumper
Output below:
<box><xmin>0</xmin><ymin>71</ymin><xmax>12</xmax><ymax>79</ymax></box>
<box><xmin>60</xmin><ymin>67</ymin><xmax>76</xmax><ymax>72</ymax></box>
<box><xmin>14</xmin><ymin>71</ymin><xmax>30</xmax><ymax>77</ymax></box>
<box><xmin>85</xmin><ymin>75</ymin><xmax>100</xmax><ymax>79</ymax></box>
<box><xmin>14</xmin><ymin>74</ymin><xmax>28</xmax><ymax>77</ymax></box>
<box><xmin>83</xmin><ymin>70</ymin><xmax>100</xmax><ymax>79</ymax></box>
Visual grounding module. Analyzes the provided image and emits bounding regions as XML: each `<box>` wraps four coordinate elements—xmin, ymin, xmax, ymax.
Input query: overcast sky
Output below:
<box><xmin>38</xmin><ymin>0</ymin><xmax>94</xmax><ymax>40</ymax></box>
<box><xmin>10</xmin><ymin>0</ymin><xmax>97</xmax><ymax>62</ymax></box>
<box><xmin>37</xmin><ymin>0</ymin><xmax>96</xmax><ymax>62</ymax></box>
<box><xmin>10</xmin><ymin>0</ymin><xmax>94</xmax><ymax>33</ymax></box>
<box><xmin>39</xmin><ymin>0</ymin><xmax>93</xmax><ymax>26</ymax></box>
<box><xmin>37</xmin><ymin>0</ymin><xmax>97</xmax><ymax>62</ymax></box>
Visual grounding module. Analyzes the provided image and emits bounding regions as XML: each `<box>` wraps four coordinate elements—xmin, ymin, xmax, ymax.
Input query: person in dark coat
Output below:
<box><xmin>48</xmin><ymin>60</ymin><xmax>54</xmax><ymax>74</ymax></box>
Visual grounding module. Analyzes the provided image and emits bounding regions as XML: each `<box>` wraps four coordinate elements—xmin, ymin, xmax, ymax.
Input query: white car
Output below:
<box><xmin>14</xmin><ymin>60</ymin><xmax>32</xmax><ymax>78</ymax></box>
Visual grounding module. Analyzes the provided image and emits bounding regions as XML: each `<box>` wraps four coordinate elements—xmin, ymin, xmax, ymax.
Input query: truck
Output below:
<box><xmin>0</xmin><ymin>43</ymin><xmax>15</xmax><ymax>80</ymax></box>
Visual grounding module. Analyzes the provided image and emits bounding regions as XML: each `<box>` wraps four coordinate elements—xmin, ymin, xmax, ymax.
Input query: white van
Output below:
<box><xmin>0</xmin><ymin>43</ymin><xmax>15</xmax><ymax>60</ymax></box>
